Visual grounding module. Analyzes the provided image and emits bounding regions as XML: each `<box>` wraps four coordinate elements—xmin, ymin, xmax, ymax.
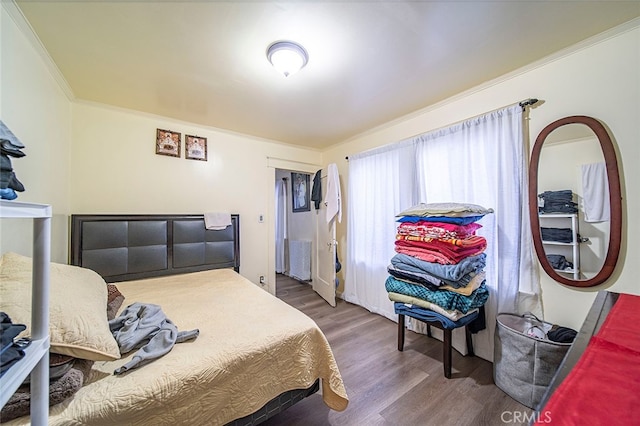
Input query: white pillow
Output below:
<box><xmin>0</xmin><ymin>252</ymin><xmax>121</xmax><ymax>361</ymax></box>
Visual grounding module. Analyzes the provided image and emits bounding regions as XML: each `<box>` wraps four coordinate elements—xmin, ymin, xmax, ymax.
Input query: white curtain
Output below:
<box><xmin>275</xmin><ymin>179</ymin><xmax>287</xmax><ymax>274</ymax></box>
<box><xmin>343</xmin><ymin>141</ymin><xmax>419</xmax><ymax>319</ymax></box>
<box><xmin>344</xmin><ymin>104</ymin><xmax>540</xmax><ymax>361</ymax></box>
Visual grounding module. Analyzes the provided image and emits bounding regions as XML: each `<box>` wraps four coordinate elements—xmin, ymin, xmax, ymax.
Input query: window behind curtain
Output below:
<box><xmin>344</xmin><ymin>105</ymin><xmax>540</xmax><ymax>362</ymax></box>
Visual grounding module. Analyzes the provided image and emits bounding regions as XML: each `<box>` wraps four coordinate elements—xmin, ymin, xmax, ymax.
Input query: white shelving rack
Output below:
<box><xmin>539</xmin><ymin>212</ymin><xmax>580</xmax><ymax>280</ymax></box>
<box><xmin>0</xmin><ymin>200</ymin><xmax>51</xmax><ymax>425</ymax></box>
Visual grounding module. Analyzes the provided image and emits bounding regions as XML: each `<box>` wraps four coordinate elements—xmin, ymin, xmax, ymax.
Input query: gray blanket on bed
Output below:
<box><xmin>109</xmin><ymin>303</ymin><xmax>199</xmax><ymax>375</ymax></box>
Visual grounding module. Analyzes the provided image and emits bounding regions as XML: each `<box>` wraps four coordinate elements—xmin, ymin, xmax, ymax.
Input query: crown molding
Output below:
<box><xmin>3</xmin><ymin>0</ymin><xmax>75</xmax><ymax>101</ymax></box>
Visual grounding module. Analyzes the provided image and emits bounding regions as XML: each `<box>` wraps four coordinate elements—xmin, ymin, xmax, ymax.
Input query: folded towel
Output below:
<box><xmin>581</xmin><ymin>162</ymin><xmax>609</xmax><ymax>222</ymax></box>
<box><xmin>204</xmin><ymin>212</ymin><xmax>231</xmax><ymax>230</ymax></box>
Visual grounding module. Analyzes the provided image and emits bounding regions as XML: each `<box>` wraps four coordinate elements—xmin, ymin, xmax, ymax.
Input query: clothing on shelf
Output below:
<box><xmin>0</xmin><ymin>312</ymin><xmax>27</xmax><ymax>377</ymax></box>
<box><xmin>537</xmin><ymin>190</ymin><xmax>578</xmax><ymax>214</ymax></box>
<box><xmin>540</xmin><ymin>227</ymin><xmax>574</xmax><ymax>243</ymax></box>
<box><xmin>0</xmin><ymin>121</ymin><xmax>27</xmax><ymax>200</ymax></box>
<box><xmin>546</xmin><ymin>254</ymin><xmax>573</xmax><ymax>271</ymax></box>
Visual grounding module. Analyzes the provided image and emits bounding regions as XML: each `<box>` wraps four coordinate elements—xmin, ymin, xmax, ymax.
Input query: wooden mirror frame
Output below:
<box><xmin>529</xmin><ymin>115</ymin><xmax>622</xmax><ymax>287</ymax></box>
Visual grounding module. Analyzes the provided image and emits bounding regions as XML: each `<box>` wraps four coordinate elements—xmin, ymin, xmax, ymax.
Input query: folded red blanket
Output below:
<box><xmin>397</xmin><ymin>221</ymin><xmax>482</xmax><ymax>239</ymax></box>
<box><xmin>395</xmin><ymin>240</ymin><xmax>486</xmax><ymax>265</ymax></box>
<box><xmin>395</xmin><ymin>235</ymin><xmax>487</xmax><ymax>250</ymax></box>
<box><xmin>394</xmin><ymin>237</ymin><xmax>486</xmax><ymax>265</ymax></box>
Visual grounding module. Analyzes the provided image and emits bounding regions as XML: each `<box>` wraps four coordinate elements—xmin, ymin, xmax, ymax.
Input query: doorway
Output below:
<box><xmin>275</xmin><ymin>168</ymin><xmax>314</xmax><ymax>285</ymax></box>
<box><xmin>274</xmin><ymin>167</ymin><xmax>336</xmax><ymax>306</ymax></box>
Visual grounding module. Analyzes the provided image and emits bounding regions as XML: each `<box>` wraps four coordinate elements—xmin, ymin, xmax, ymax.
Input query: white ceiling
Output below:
<box><xmin>15</xmin><ymin>1</ymin><xmax>640</xmax><ymax>149</ymax></box>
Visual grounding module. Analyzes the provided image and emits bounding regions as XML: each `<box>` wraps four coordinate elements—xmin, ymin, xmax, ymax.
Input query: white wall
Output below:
<box><xmin>0</xmin><ymin>4</ymin><xmax>72</xmax><ymax>262</ymax></box>
<box><xmin>70</xmin><ymin>102</ymin><xmax>322</xmax><ymax>290</ymax></box>
<box><xmin>325</xmin><ymin>22</ymin><xmax>640</xmax><ymax>331</ymax></box>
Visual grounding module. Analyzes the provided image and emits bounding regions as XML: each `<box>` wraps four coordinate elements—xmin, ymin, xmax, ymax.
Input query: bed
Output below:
<box><xmin>0</xmin><ymin>214</ymin><xmax>348</xmax><ymax>425</ymax></box>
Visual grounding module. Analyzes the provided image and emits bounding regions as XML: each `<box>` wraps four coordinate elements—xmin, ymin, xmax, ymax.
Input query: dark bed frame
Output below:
<box><xmin>69</xmin><ymin>213</ymin><xmax>318</xmax><ymax>425</ymax></box>
<box><xmin>70</xmin><ymin>214</ymin><xmax>240</xmax><ymax>282</ymax></box>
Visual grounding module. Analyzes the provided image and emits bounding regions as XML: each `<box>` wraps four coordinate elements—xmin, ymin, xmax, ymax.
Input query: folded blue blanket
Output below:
<box><xmin>394</xmin><ymin>303</ymin><xmax>479</xmax><ymax>329</ymax></box>
<box><xmin>390</xmin><ymin>252</ymin><xmax>485</xmax><ymax>287</ymax></box>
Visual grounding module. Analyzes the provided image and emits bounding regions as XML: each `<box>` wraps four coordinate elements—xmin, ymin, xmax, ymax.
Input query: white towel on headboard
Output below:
<box><xmin>581</xmin><ymin>162</ymin><xmax>609</xmax><ymax>222</ymax></box>
<box><xmin>204</xmin><ymin>212</ymin><xmax>232</xmax><ymax>230</ymax></box>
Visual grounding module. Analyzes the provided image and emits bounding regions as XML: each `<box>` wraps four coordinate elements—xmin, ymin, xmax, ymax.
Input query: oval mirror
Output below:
<box><xmin>529</xmin><ymin>115</ymin><xmax>622</xmax><ymax>287</ymax></box>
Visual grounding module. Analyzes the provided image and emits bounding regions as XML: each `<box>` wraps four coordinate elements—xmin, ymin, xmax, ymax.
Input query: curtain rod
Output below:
<box><xmin>519</xmin><ymin>98</ymin><xmax>539</xmax><ymax>108</ymax></box>
<box><xmin>345</xmin><ymin>97</ymin><xmax>540</xmax><ymax>160</ymax></box>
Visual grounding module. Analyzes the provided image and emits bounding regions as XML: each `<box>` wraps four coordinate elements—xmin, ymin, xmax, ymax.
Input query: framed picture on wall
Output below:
<box><xmin>291</xmin><ymin>172</ymin><xmax>311</xmax><ymax>212</ymax></box>
<box><xmin>185</xmin><ymin>135</ymin><xmax>207</xmax><ymax>161</ymax></box>
<box><xmin>155</xmin><ymin>129</ymin><xmax>181</xmax><ymax>157</ymax></box>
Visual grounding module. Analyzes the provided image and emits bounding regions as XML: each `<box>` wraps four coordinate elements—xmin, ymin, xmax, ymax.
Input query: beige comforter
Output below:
<box><xmin>8</xmin><ymin>269</ymin><xmax>348</xmax><ymax>425</ymax></box>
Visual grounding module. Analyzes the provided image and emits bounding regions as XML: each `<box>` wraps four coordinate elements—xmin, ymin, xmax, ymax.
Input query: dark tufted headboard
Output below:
<box><xmin>70</xmin><ymin>214</ymin><xmax>239</xmax><ymax>283</ymax></box>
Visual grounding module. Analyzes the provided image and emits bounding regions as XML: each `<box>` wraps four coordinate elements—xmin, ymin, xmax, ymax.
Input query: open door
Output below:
<box><xmin>313</xmin><ymin>170</ymin><xmax>337</xmax><ymax>307</ymax></box>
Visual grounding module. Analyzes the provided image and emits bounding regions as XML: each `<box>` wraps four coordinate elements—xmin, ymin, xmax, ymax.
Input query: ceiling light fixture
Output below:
<box><xmin>266</xmin><ymin>41</ymin><xmax>308</xmax><ymax>77</ymax></box>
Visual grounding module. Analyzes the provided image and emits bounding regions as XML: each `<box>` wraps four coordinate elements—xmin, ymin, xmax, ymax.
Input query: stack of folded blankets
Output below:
<box><xmin>386</xmin><ymin>202</ymin><xmax>493</xmax><ymax>327</ymax></box>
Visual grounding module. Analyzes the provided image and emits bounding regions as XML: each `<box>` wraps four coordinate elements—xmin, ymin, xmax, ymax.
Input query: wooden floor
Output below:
<box><xmin>261</xmin><ymin>274</ymin><xmax>532</xmax><ymax>426</ymax></box>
